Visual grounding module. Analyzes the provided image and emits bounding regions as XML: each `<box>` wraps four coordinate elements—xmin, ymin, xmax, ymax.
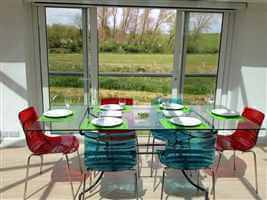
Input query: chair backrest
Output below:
<box><xmin>18</xmin><ymin>107</ymin><xmax>48</xmax><ymax>153</ymax></box>
<box><xmin>158</xmin><ymin>130</ymin><xmax>217</xmax><ymax>170</ymax></box>
<box><xmin>242</xmin><ymin>107</ymin><xmax>265</xmax><ymax>127</ymax></box>
<box><xmin>84</xmin><ymin>131</ymin><xmax>137</xmax><ymax>172</ymax></box>
<box><xmin>232</xmin><ymin>107</ymin><xmax>265</xmax><ymax>151</ymax></box>
<box><xmin>101</xmin><ymin>98</ymin><xmax>133</xmax><ymax>105</ymax></box>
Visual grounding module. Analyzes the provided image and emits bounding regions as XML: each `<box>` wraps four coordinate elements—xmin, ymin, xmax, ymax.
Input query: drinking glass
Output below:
<box><xmin>64</xmin><ymin>96</ymin><xmax>72</xmax><ymax>109</ymax></box>
<box><xmin>207</xmin><ymin>94</ymin><xmax>215</xmax><ymax>110</ymax></box>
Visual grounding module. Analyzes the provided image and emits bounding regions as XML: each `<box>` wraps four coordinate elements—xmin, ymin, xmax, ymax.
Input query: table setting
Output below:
<box><xmin>39</xmin><ymin>108</ymin><xmax>75</xmax><ymax>122</ymax></box>
<box><xmin>80</xmin><ymin>103</ymin><xmax>130</xmax><ymax>130</ymax></box>
<box><xmin>208</xmin><ymin>108</ymin><xmax>243</xmax><ymax>120</ymax></box>
<box><xmin>154</xmin><ymin>101</ymin><xmax>211</xmax><ymax>130</ymax></box>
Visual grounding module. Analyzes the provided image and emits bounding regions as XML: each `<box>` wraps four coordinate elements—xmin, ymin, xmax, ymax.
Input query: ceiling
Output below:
<box><xmin>212</xmin><ymin>0</ymin><xmax>267</xmax><ymax>2</ymax></box>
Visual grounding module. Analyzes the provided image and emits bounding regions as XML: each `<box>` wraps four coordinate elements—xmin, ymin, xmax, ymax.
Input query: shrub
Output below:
<box><xmin>100</xmin><ymin>40</ymin><xmax>120</xmax><ymax>52</ymax></box>
<box><xmin>49</xmin><ymin>77</ymin><xmax>83</xmax><ymax>88</ymax></box>
<box><xmin>49</xmin><ymin>48</ymin><xmax>72</xmax><ymax>54</ymax></box>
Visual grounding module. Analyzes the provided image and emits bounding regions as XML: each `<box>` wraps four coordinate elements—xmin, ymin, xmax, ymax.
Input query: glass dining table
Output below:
<box><xmin>27</xmin><ymin>104</ymin><xmax>262</xmax><ymax>200</ymax></box>
<box><xmin>31</xmin><ymin>104</ymin><xmax>261</xmax><ymax>132</ymax></box>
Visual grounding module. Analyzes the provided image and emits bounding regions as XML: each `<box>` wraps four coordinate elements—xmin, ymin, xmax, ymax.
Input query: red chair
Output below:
<box><xmin>216</xmin><ymin>107</ymin><xmax>265</xmax><ymax>193</ymax></box>
<box><xmin>19</xmin><ymin>107</ymin><xmax>84</xmax><ymax>200</ymax></box>
<box><xmin>101</xmin><ymin>97</ymin><xmax>133</xmax><ymax>105</ymax></box>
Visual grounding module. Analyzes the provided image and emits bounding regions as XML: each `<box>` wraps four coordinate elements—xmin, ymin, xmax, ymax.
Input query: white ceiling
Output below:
<box><xmin>212</xmin><ymin>0</ymin><xmax>267</xmax><ymax>2</ymax></box>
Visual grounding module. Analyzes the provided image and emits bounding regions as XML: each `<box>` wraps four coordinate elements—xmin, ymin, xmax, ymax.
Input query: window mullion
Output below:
<box><xmin>172</xmin><ymin>11</ymin><xmax>189</xmax><ymax>100</ymax></box>
<box><xmin>216</xmin><ymin>12</ymin><xmax>235</xmax><ymax>106</ymax></box>
<box><xmin>82</xmin><ymin>8</ymin><xmax>89</xmax><ymax>105</ymax></box>
<box><xmin>38</xmin><ymin>6</ymin><xmax>50</xmax><ymax>111</ymax></box>
<box><xmin>88</xmin><ymin>7</ymin><xmax>99</xmax><ymax>105</ymax></box>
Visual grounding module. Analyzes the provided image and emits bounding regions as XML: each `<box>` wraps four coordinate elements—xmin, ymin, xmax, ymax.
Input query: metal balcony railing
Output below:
<box><xmin>48</xmin><ymin>71</ymin><xmax>217</xmax><ymax>78</ymax></box>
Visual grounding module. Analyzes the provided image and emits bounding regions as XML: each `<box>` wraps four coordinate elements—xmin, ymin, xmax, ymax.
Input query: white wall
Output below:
<box><xmin>226</xmin><ymin>3</ymin><xmax>267</xmax><ymax>137</ymax></box>
<box><xmin>0</xmin><ymin>0</ymin><xmax>29</xmax><ymax>147</ymax></box>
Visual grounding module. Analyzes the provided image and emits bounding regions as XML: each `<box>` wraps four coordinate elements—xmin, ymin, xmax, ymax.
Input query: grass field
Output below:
<box><xmin>48</xmin><ymin>52</ymin><xmax>218</xmax><ymax>105</ymax></box>
<box><xmin>48</xmin><ymin>53</ymin><xmax>218</xmax><ymax>73</ymax></box>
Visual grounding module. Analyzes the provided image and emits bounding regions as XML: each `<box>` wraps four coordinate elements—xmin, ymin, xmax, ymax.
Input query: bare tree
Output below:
<box><xmin>139</xmin><ymin>8</ymin><xmax>152</xmax><ymax>44</ymax></box>
<box><xmin>151</xmin><ymin>10</ymin><xmax>175</xmax><ymax>44</ymax></box>
<box><xmin>97</xmin><ymin>7</ymin><xmax>111</xmax><ymax>41</ymax></box>
<box><xmin>120</xmin><ymin>8</ymin><xmax>131</xmax><ymax>36</ymax></box>
<box><xmin>111</xmin><ymin>8</ymin><xmax>118</xmax><ymax>38</ymax></box>
<box><xmin>190</xmin><ymin>13</ymin><xmax>215</xmax><ymax>39</ymax></box>
<box><xmin>128</xmin><ymin>8</ymin><xmax>139</xmax><ymax>39</ymax></box>
<box><xmin>73</xmin><ymin>14</ymin><xmax>82</xmax><ymax>29</ymax></box>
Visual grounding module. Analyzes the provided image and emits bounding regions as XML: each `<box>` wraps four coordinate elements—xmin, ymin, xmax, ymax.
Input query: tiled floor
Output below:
<box><xmin>1</xmin><ymin>140</ymin><xmax>266</xmax><ymax>200</ymax></box>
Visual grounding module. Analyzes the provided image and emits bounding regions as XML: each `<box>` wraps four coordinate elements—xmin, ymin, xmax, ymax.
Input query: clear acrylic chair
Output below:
<box><xmin>81</xmin><ymin>130</ymin><xmax>139</xmax><ymax>200</ymax></box>
<box><xmin>157</xmin><ymin>130</ymin><xmax>217</xmax><ymax>200</ymax></box>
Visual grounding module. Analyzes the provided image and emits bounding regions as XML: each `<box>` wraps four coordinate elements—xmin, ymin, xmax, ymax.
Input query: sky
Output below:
<box><xmin>46</xmin><ymin>8</ymin><xmax>222</xmax><ymax>33</ymax></box>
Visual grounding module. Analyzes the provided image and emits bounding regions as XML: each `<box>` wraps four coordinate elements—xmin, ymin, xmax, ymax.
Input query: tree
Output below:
<box><xmin>190</xmin><ymin>13</ymin><xmax>215</xmax><ymax>40</ymax></box>
<box><xmin>139</xmin><ymin>8</ymin><xmax>152</xmax><ymax>44</ymax></box>
<box><xmin>151</xmin><ymin>10</ymin><xmax>176</xmax><ymax>43</ymax></box>
<box><xmin>128</xmin><ymin>8</ymin><xmax>139</xmax><ymax>39</ymax></box>
<box><xmin>97</xmin><ymin>7</ymin><xmax>111</xmax><ymax>41</ymax></box>
<box><xmin>73</xmin><ymin>14</ymin><xmax>82</xmax><ymax>29</ymax></box>
<box><xmin>111</xmin><ymin>8</ymin><xmax>118</xmax><ymax>38</ymax></box>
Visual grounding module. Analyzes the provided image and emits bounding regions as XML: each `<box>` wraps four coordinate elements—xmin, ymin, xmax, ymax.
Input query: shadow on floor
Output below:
<box><xmin>97</xmin><ymin>171</ymin><xmax>145</xmax><ymax>199</ymax></box>
<box><xmin>211</xmin><ymin>154</ymin><xmax>247</xmax><ymax>178</ymax></box>
<box><xmin>158</xmin><ymin>169</ymin><xmax>207</xmax><ymax>200</ymax></box>
<box><xmin>1</xmin><ymin>154</ymin><xmax>86</xmax><ymax>200</ymax></box>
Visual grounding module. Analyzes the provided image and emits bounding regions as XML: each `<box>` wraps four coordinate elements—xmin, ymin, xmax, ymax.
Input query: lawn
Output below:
<box><xmin>48</xmin><ymin>53</ymin><xmax>218</xmax><ymax>73</ymax></box>
<box><xmin>48</xmin><ymin>52</ymin><xmax>218</xmax><ymax>104</ymax></box>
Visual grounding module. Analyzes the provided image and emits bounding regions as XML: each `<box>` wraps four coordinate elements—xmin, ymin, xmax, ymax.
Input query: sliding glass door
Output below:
<box><xmin>35</xmin><ymin>3</ymin><xmax>229</xmax><ymax>108</ymax></box>
<box><xmin>38</xmin><ymin>6</ymin><xmax>97</xmax><ymax>110</ymax></box>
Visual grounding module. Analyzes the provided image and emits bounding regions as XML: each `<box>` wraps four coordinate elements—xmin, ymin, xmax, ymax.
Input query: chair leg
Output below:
<box><xmin>233</xmin><ymin>151</ymin><xmax>236</xmax><ymax>172</ymax></box>
<box><xmin>76</xmin><ymin>151</ymin><xmax>83</xmax><ymax>174</ymax></box>
<box><xmin>197</xmin><ymin>170</ymin><xmax>200</xmax><ymax>192</ymax></box>
<box><xmin>82</xmin><ymin>173</ymin><xmax>87</xmax><ymax>200</ymax></box>
<box><xmin>153</xmin><ymin>165</ymin><xmax>158</xmax><ymax>190</ymax></box>
<box><xmin>150</xmin><ymin>138</ymin><xmax>155</xmax><ymax>177</ymax></box>
<box><xmin>146</xmin><ymin>134</ymin><xmax>151</xmax><ymax>153</ymax></box>
<box><xmin>136</xmin><ymin>137</ymin><xmax>141</xmax><ymax>177</ymax></box>
<box><xmin>40</xmin><ymin>155</ymin><xmax>44</xmax><ymax>174</ymax></box>
<box><xmin>161</xmin><ymin>168</ymin><xmax>166</xmax><ymax>200</ymax></box>
<box><xmin>135</xmin><ymin>169</ymin><xmax>139</xmax><ymax>200</ymax></box>
<box><xmin>211</xmin><ymin>169</ymin><xmax>215</xmax><ymax>200</ymax></box>
<box><xmin>24</xmin><ymin>154</ymin><xmax>35</xmax><ymax>200</ymax></box>
<box><xmin>215</xmin><ymin>152</ymin><xmax>223</xmax><ymax>174</ymax></box>
<box><xmin>247</xmin><ymin>150</ymin><xmax>258</xmax><ymax>194</ymax></box>
<box><xmin>65</xmin><ymin>154</ymin><xmax>75</xmax><ymax>200</ymax></box>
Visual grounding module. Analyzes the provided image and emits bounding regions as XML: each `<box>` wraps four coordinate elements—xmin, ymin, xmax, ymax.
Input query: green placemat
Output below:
<box><xmin>39</xmin><ymin>114</ymin><xmax>75</xmax><ymax>123</ymax></box>
<box><xmin>160</xmin><ymin>118</ymin><xmax>210</xmax><ymax>129</ymax></box>
<box><xmin>155</xmin><ymin>105</ymin><xmax>191</xmax><ymax>113</ymax></box>
<box><xmin>80</xmin><ymin>118</ymin><xmax>129</xmax><ymax>130</ymax></box>
<box><xmin>94</xmin><ymin>105</ymin><xmax>132</xmax><ymax>112</ymax></box>
<box><xmin>208</xmin><ymin>112</ymin><xmax>243</xmax><ymax>121</ymax></box>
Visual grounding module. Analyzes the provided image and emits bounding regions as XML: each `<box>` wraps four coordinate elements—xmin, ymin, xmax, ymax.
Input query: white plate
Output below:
<box><xmin>162</xmin><ymin>110</ymin><xmax>185</xmax><ymax>118</ymax></box>
<box><xmin>100</xmin><ymin>104</ymin><xmax>123</xmax><ymax>110</ymax></box>
<box><xmin>99</xmin><ymin>111</ymin><xmax>122</xmax><ymax>118</ymax></box>
<box><xmin>211</xmin><ymin>108</ymin><xmax>239</xmax><ymax>117</ymax></box>
<box><xmin>169</xmin><ymin>117</ymin><xmax>202</xmax><ymax>127</ymax></box>
<box><xmin>160</xmin><ymin>103</ymin><xmax>184</xmax><ymax>110</ymax></box>
<box><xmin>91</xmin><ymin>117</ymin><xmax>123</xmax><ymax>127</ymax></box>
<box><xmin>43</xmin><ymin>109</ymin><xmax>73</xmax><ymax>118</ymax></box>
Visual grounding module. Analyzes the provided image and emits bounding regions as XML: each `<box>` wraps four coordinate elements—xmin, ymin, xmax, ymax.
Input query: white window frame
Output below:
<box><xmin>32</xmin><ymin>2</ymin><xmax>241</xmax><ymax>108</ymax></box>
